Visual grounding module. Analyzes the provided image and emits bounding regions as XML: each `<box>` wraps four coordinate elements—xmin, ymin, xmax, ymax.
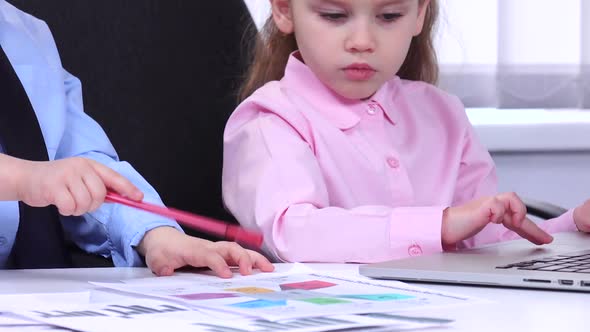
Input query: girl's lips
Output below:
<box><xmin>343</xmin><ymin>63</ymin><xmax>376</xmax><ymax>81</ymax></box>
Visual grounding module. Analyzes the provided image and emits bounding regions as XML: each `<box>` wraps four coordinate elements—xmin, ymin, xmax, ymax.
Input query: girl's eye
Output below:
<box><xmin>320</xmin><ymin>13</ymin><xmax>347</xmax><ymax>21</ymax></box>
<box><xmin>379</xmin><ymin>13</ymin><xmax>402</xmax><ymax>22</ymax></box>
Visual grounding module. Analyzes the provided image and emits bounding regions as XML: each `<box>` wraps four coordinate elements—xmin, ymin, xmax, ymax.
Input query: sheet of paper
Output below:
<box><xmin>0</xmin><ymin>313</ymin><xmax>74</xmax><ymax>331</ymax></box>
<box><xmin>0</xmin><ymin>327</ymin><xmax>73</xmax><ymax>331</ymax></box>
<box><xmin>0</xmin><ymin>313</ymin><xmax>42</xmax><ymax>326</ymax></box>
<box><xmin>120</xmin><ymin>262</ymin><xmax>316</xmax><ymax>286</ymax></box>
<box><xmin>12</xmin><ymin>299</ymin><xmax>202</xmax><ymax>332</ymax></box>
<box><xmin>0</xmin><ymin>292</ymin><xmax>91</xmax><ymax>312</ymax></box>
<box><xmin>13</xmin><ymin>299</ymin><xmax>451</xmax><ymax>332</ymax></box>
<box><xmin>0</xmin><ymin>292</ymin><xmax>91</xmax><ymax>331</ymax></box>
<box><xmin>92</xmin><ymin>271</ymin><xmax>478</xmax><ymax>321</ymax></box>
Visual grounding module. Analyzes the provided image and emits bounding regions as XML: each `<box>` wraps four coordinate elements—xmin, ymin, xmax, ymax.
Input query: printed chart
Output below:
<box><xmin>94</xmin><ymin>272</ymin><xmax>475</xmax><ymax>320</ymax></box>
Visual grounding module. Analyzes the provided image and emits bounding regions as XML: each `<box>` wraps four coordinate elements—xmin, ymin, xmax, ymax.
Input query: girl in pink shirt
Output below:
<box><xmin>223</xmin><ymin>0</ymin><xmax>590</xmax><ymax>263</ymax></box>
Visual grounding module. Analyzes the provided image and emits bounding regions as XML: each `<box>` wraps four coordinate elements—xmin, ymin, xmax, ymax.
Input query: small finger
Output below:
<box><xmin>157</xmin><ymin>266</ymin><xmax>175</xmax><ymax>276</ymax></box>
<box><xmin>92</xmin><ymin>162</ymin><xmax>143</xmax><ymax>201</ymax></box>
<box><xmin>83</xmin><ymin>173</ymin><xmax>107</xmax><ymax>212</ymax></box>
<box><xmin>202</xmin><ymin>253</ymin><xmax>233</xmax><ymax>278</ymax></box>
<box><xmin>218</xmin><ymin>242</ymin><xmax>253</xmax><ymax>275</ymax></box>
<box><xmin>54</xmin><ymin>188</ymin><xmax>76</xmax><ymax>216</ymax></box>
<box><xmin>501</xmin><ymin>192</ymin><xmax>527</xmax><ymax>228</ymax></box>
<box><xmin>486</xmin><ymin>198</ymin><xmax>505</xmax><ymax>224</ymax></box>
<box><xmin>510</xmin><ymin>217</ymin><xmax>553</xmax><ymax>245</ymax></box>
<box><xmin>146</xmin><ymin>255</ymin><xmax>174</xmax><ymax>277</ymax></box>
<box><xmin>248</xmin><ymin>251</ymin><xmax>275</xmax><ymax>272</ymax></box>
<box><xmin>68</xmin><ymin>180</ymin><xmax>93</xmax><ymax>216</ymax></box>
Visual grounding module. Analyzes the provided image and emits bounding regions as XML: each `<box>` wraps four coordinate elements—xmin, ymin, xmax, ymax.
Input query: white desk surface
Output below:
<box><xmin>0</xmin><ymin>263</ymin><xmax>585</xmax><ymax>332</ymax></box>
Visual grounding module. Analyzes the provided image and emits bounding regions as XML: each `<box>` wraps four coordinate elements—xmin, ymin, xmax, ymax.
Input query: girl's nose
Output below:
<box><xmin>345</xmin><ymin>20</ymin><xmax>376</xmax><ymax>53</ymax></box>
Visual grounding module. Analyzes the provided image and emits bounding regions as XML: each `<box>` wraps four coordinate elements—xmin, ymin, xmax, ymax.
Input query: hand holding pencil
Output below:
<box><xmin>105</xmin><ymin>191</ymin><xmax>263</xmax><ymax>249</ymax></box>
<box><xmin>105</xmin><ymin>191</ymin><xmax>273</xmax><ymax>277</ymax></box>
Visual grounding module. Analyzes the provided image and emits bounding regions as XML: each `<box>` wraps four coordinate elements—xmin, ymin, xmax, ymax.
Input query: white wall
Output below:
<box><xmin>243</xmin><ymin>0</ymin><xmax>270</xmax><ymax>30</ymax></box>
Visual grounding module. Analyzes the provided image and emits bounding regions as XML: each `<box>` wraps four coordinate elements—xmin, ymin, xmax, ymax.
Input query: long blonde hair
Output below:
<box><xmin>239</xmin><ymin>0</ymin><xmax>439</xmax><ymax>102</ymax></box>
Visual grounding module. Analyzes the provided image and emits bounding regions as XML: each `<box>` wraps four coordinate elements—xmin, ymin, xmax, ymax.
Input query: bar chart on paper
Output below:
<box><xmin>94</xmin><ymin>272</ymin><xmax>477</xmax><ymax>321</ymax></box>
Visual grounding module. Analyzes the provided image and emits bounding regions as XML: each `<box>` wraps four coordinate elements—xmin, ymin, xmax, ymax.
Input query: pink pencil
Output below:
<box><xmin>105</xmin><ymin>191</ymin><xmax>263</xmax><ymax>249</ymax></box>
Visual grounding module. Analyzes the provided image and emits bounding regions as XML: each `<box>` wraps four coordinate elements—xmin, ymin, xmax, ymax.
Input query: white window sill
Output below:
<box><xmin>466</xmin><ymin>108</ymin><xmax>590</xmax><ymax>152</ymax></box>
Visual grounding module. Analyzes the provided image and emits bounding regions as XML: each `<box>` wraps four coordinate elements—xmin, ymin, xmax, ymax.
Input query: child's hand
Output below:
<box><xmin>573</xmin><ymin>200</ymin><xmax>590</xmax><ymax>233</ymax></box>
<box><xmin>16</xmin><ymin>157</ymin><xmax>143</xmax><ymax>216</ymax></box>
<box><xmin>137</xmin><ymin>226</ymin><xmax>275</xmax><ymax>278</ymax></box>
<box><xmin>441</xmin><ymin>192</ymin><xmax>554</xmax><ymax>250</ymax></box>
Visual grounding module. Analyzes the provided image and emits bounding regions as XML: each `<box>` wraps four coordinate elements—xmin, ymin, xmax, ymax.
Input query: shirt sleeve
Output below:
<box><xmin>452</xmin><ymin>118</ymin><xmax>577</xmax><ymax>249</ymax></box>
<box><xmin>56</xmin><ymin>69</ymin><xmax>183</xmax><ymax>267</ymax></box>
<box><xmin>223</xmin><ymin>110</ymin><xmax>444</xmax><ymax>263</ymax></box>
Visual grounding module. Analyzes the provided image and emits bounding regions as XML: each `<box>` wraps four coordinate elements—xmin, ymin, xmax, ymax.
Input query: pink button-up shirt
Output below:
<box><xmin>223</xmin><ymin>54</ymin><xmax>577</xmax><ymax>263</ymax></box>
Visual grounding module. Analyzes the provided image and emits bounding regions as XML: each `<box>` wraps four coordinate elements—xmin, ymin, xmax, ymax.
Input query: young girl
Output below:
<box><xmin>222</xmin><ymin>0</ymin><xmax>590</xmax><ymax>263</ymax></box>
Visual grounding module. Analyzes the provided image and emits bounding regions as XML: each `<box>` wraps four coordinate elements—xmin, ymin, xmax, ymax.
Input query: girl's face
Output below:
<box><xmin>272</xmin><ymin>0</ymin><xmax>430</xmax><ymax>99</ymax></box>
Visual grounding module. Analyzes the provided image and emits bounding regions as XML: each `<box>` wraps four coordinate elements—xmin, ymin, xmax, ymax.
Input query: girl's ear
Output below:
<box><xmin>414</xmin><ymin>0</ymin><xmax>431</xmax><ymax>36</ymax></box>
<box><xmin>271</xmin><ymin>0</ymin><xmax>294</xmax><ymax>34</ymax></box>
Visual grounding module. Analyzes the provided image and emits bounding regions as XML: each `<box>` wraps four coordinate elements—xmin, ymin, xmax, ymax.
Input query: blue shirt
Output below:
<box><xmin>0</xmin><ymin>0</ymin><xmax>182</xmax><ymax>268</ymax></box>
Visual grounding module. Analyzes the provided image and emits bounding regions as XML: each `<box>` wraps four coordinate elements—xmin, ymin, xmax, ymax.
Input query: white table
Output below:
<box><xmin>0</xmin><ymin>263</ymin><xmax>585</xmax><ymax>332</ymax></box>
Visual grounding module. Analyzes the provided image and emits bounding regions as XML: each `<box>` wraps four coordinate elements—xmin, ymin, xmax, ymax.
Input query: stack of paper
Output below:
<box><xmin>1</xmin><ymin>265</ymin><xmax>475</xmax><ymax>331</ymax></box>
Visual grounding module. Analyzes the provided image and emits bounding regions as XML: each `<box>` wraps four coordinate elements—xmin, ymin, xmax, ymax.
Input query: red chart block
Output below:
<box><xmin>279</xmin><ymin>280</ymin><xmax>337</xmax><ymax>291</ymax></box>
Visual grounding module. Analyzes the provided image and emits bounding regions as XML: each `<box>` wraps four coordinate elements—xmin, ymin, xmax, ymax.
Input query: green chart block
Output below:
<box><xmin>340</xmin><ymin>294</ymin><xmax>414</xmax><ymax>301</ymax></box>
<box><xmin>299</xmin><ymin>297</ymin><xmax>351</xmax><ymax>305</ymax></box>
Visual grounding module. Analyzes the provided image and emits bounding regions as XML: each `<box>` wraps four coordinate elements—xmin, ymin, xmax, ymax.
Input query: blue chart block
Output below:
<box><xmin>230</xmin><ymin>299</ymin><xmax>288</xmax><ymax>309</ymax></box>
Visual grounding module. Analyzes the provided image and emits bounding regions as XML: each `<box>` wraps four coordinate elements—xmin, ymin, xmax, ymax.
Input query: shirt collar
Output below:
<box><xmin>280</xmin><ymin>52</ymin><xmax>401</xmax><ymax>130</ymax></box>
<box><xmin>370</xmin><ymin>78</ymin><xmax>401</xmax><ymax>126</ymax></box>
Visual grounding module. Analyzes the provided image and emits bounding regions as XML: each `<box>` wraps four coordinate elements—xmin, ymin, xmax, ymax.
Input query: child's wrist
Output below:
<box><xmin>2</xmin><ymin>156</ymin><xmax>31</xmax><ymax>201</ymax></box>
<box><xmin>137</xmin><ymin>227</ymin><xmax>159</xmax><ymax>256</ymax></box>
<box><xmin>441</xmin><ymin>207</ymin><xmax>455</xmax><ymax>250</ymax></box>
<box><xmin>573</xmin><ymin>206</ymin><xmax>589</xmax><ymax>232</ymax></box>
<box><xmin>137</xmin><ymin>226</ymin><xmax>179</xmax><ymax>256</ymax></box>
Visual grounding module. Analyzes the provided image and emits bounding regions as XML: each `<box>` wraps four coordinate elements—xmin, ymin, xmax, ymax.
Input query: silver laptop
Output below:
<box><xmin>359</xmin><ymin>232</ymin><xmax>590</xmax><ymax>291</ymax></box>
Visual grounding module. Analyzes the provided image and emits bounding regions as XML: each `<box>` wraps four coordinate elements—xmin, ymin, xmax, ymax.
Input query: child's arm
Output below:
<box><xmin>223</xmin><ymin>112</ymin><xmax>446</xmax><ymax>263</ymax></box>
<box><xmin>54</xmin><ymin>70</ymin><xmax>274</xmax><ymax>277</ymax></box>
<box><xmin>53</xmin><ymin>70</ymin><xmax>188</xmax><ymax>267</ymax></box>
<box><xmin>0</xmin><ymin>153</ymin><xmax>142</xmax><ymax>214</ymax></box>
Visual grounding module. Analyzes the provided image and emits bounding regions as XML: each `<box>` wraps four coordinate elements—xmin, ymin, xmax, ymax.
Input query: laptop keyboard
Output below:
<box><xmin>496</xmin><ymin>250</ymin><xmax>590</xmax><ymax>273</ymax></box>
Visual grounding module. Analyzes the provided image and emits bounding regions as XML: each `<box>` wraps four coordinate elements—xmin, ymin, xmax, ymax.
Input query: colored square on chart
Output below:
<box><xmin>173</xmin><ymin>293</ymin><xmax>239</xmax><ymax>300</ymax></box>
<box><xmin>230</xmin><ymin>299</ymin><xmax>287</xmax><ymax>309</ymax></box>
<box><xmin>279</xmin><ymin>280</ymin><xmax>337</xmax><ymax>291</ymax></box>
<box><xmin>339</xmin><ymin>294</ymin><xmax>414</xmax><ymax>301</ymax></box>
<box><xmin>225</xmin><ymin>287</ymin><xmax>274</xmax><ymax>294</ymax></box>
<box><xmin>253</xmin><ymin>290</ymin><xmax>329</xmax><ymax>301</ymax></box>
<box><xmin>298</xmin><ymin>297</ymin><xmax>350</xmax><ymax>305</ymax></box>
